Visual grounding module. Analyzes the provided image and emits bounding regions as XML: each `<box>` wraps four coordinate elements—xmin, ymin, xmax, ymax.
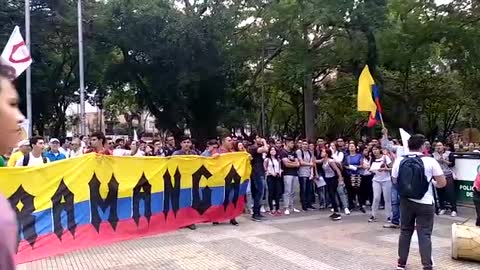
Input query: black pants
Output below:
<box><xmin>325</xmin><ymin>176</ymin><xmax>339</xmax><ymax>213</ymax></box>
<box><xmin>474</xmin><ymin>188</ymin><xmax>480</xmax><ymax>226</ymax></box>
<box><xmin>360</xmin><ymin>174</ymin><xmax>374</xmax><ymax>205</ymax></box>
<box><xmin>437</xmin><ymin>174</ymin><xmax>457</xmax><ymax>212</ymax></box>
<box><xmin>299</xmin><ymin>177</ymin><xmax>313</xmax><ymax>209</ymax></box>
<box><xmin>344</xmin><ymin>175</ymin><xmax>356</xmax><ymax>209</ymax></box>
<box><xmin>267</xmin><ymin>175</ymin><xmax>282</xmax><ymax>211</ymax></box>
<box><xmin>398</xmin><ymin>198</ymin><xmax>435</xmax><ymax>270</ymax></box>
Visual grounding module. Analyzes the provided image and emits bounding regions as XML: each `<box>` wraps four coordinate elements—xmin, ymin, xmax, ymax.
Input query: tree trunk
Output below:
<box><xmin>303</xmin><ymin>72</ymin><xmax>314</xmax><ymax>141</ymax></box>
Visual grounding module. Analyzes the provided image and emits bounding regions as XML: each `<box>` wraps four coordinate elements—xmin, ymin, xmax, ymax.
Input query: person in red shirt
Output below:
<box><xmin>217</xmin><ymin>135</ymin><xmax>234</xmax><ymax>154</ymax></box>
<box><xmin>85</xmin><ymin>131</ymin><xmax>112</xmax><ymax>155</ymax></box>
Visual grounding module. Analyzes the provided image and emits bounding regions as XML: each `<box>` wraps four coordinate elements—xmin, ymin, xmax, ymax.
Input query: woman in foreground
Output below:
<box><xmin>0</xmin><ymin>64</ymin><xmax>26</xmax><ymax>269</ymax></box>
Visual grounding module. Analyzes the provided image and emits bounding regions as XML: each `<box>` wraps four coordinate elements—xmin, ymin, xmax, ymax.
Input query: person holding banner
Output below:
<box><xmin>85</xmin><ymin>132</ymin><xmax>112</xmax><ymax>155</ymax></box>
<box><xmin>173</xmin><ymin>135</ymin><xmax>199</xmax><ymax>230</ymax></box>
<box><xmin>0</xmin><ymin>63</ymin><xmax>27</xmax><ymax>269</ymax></box>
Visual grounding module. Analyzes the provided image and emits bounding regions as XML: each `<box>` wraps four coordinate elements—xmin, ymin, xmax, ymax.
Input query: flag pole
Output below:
<box><xmin>77</xmin><ymin>0</ymin><xmax>86</xmax><ymax>135</ymax></box>
<box><xmin>378</xmin><ymin>111</ymin><xmax>385</xmax><ymax>129</ymax></box>
<box><xmin>25</xmin><ymin>0</ymin><xmax>32</xmax><ymax>135</ymax></box>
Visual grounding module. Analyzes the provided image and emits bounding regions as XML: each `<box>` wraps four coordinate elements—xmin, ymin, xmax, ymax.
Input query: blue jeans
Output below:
<box><xmin>337</xmin><ymin>183</ymin><xmax>349</xmax><ymax>210</ymax></box>
<box><xmin>251</xmin><ymin>174</ymin><xmax>265</xmax><ymax>216</ymax></box>
<box><xmin>316</xmin><ymin>186</ymin><xmax>326</xmax><ymax>207</ymax></box>
<box><xmin>391</xmin><ymin>183</ymin><xmax>400</xmax><ymax>225</ymax></box>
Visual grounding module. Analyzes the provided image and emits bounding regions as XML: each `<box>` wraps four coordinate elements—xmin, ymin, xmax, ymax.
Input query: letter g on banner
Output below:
<box><xmin>191</xmin><ymin>165</ymin><xmax>213</xmax><ymax>215</ymax></box>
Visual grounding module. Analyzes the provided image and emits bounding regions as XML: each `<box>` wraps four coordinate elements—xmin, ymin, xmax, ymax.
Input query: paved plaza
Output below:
<box><xmin>19</xmin><ymin>208</ymin><xmax>479</xmax><ymax>270</ymax></box>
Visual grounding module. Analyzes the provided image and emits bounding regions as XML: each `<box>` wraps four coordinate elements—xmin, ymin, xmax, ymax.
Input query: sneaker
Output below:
<box><xmin>302</xmin><ymin>207</ymin><xmax>309</xmax><ymax>212</ymax></box>
<box><xmin>284</xmin><ymin>209</ymin><xmax>290</xmax><ymax>215</ymax></box>
<box><xmin>359</xmin><ymin>207</ymin><xmax>366</xmax><ymax>213</ymax></box>
<box><xmin>331</xmin><ymin>213</ymin><xmax>342</xmax><ymax>221</ymax></box>
<box><xmin>260</xmin><ymin>206</ymin><xmax>266</xmax><ymax>213</ymax></box>
<box><xmin>451</xmin><ymin>211</ymin><xmax>457</xmax><ymax>217</ymax></box>
<box><xmin>330</xmin><ymin>208</ymin><xmax>335</xmax><ymax>212</ymax></box>
<box><xmin>270</xmin><ymin>211</ymin><xmax>276</xmax><ymax>216</ymax></box>
<box><xmin>344</xmin><ymin>208</ymin><xmax>351</xmax><ymax>215</ymax></box>
<box><xmin>396</xmin><ymin>264</ymin><xmax>406</xmax><ymax>270</ymax></box>
<box><xmin>383</xmin><ymin>223</ymin><xmax>400</xmax><ymax>229</ymax></box>
<box><xmin>368</xmin><ymin>216</ymin><xmax>376</xmax><ymax>223</ymax></box>
<box><xmin>293</xmin><ymin>208</ymin><xmax>301</xmax><ymax>213</ymax></box>
<box><xmin>275</xmin><ymin>210</ymin><xmax>282</xmax><ymax>216</ymax></box>
<box><xmin>308</xmin><ymin>205</ymin><xmax>317</xmax><ymax>210</ymax></box>
<box><xmin>439</xmin><ymin>209</ymin><xmax>446</xmax><ymax>215</ymax></box>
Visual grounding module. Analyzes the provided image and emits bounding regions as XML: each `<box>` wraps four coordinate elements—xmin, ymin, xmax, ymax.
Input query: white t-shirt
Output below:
<box><xmin>392</xmin><ymin>152</ymin><xmax>443</xmax><ymax>205</ymax></box>
<box><xmin>331</xmin><ymin>151</ymin><xmax>344</xmax><ymax>164</ymax></box>
<box><xmin>265</xmin><ymin>158</ymin><xmax>281</xmax><ymax>176</ymax></box>
<box><xmin>113</xmin><ymin>149</ymin><xmax>129</xmax><ymax>156</ymax></box>
<box><xmin>371</xmin><ymin>155</ymin><xmax>392</xmax><ymax>182</ymax></box>
<box><xmin>15</xmin><ymin>153</ymin><xmax>50</xmax><ymax>167</ymax></box>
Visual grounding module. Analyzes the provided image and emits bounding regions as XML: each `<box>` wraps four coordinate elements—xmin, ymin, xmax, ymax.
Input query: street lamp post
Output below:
<box><xmin>77</xmin><ymin>0</ymin><xmax>86</xmax><ymax>135</ymax></box>
<box><xmin>25</xmin><ymin>0</ymin><xmax>32</xmax><ymax>135</ymax></box>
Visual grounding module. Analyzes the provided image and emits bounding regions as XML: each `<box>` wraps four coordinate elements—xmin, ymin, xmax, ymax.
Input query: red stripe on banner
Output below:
<box><xmin>15</xmin><ymin>198</ymin><xmax>244</xmax><ymax>264</ymax></box>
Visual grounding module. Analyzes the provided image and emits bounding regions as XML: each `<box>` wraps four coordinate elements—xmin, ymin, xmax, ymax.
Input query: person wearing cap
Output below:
<box><xmin>45</xmin><ymin>138</ymin><xmax>66</xmax><ymax>162</ymax></box>
<box><xmin>7</xmin><ymin>139</ymin><xmax>31</xmax><ymax>167</ymax></box>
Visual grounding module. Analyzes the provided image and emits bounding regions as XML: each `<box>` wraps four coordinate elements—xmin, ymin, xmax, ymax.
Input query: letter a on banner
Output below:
<box><xmin>1</xmin><ymin>26</ymin><xmax>32</xmax><ymax>77</ymax></box>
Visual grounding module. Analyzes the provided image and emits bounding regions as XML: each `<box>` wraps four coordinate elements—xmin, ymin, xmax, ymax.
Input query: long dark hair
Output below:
<box><xmin>266</xmin><ymin>146</ymin><xmax>278</xmax><ymax>159</ymax></box>
<box><xmin>323</xmin><ymin>148</ymin><xmax>333</xmax><ymax>159</ymax></box>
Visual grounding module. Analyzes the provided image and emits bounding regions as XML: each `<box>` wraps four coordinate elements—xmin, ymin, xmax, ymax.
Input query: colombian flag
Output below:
<box><xmin>357</xmin><ymin>65</ymin><xmax>382</xmax><ymax>127</ymax></box>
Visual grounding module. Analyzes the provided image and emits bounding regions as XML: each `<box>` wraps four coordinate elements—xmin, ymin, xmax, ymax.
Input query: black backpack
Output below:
<box><xmin>397</xmin><ymin>155</ymin><xmax>430</xmax><ymax>199</ymax></box>
<box><xmin>22</xmin><ymin>154</ymin><xmax>47</xmax><ymax>166</ymax></box>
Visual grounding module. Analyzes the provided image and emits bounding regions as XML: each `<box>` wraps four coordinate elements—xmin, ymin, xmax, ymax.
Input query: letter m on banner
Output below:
<box><xmin>1</xmin><ymin>26</ymin><xmax>32</xmax><ymax>78</ymax></box>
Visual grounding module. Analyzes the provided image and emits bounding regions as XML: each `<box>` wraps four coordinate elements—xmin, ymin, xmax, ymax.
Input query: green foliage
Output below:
<box><xmin>2</xmin><ymin>0</ymin><xmax>480</xmax><ymax>140</ymax></box>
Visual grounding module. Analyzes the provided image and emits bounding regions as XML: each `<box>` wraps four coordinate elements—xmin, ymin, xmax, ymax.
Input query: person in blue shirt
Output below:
<box><xmin>45</xmin><ymin>138</ymin><xmax>66</xmax><ymax>162</ymax></box>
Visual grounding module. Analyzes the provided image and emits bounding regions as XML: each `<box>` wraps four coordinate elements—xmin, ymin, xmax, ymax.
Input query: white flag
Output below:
<box><xmin>19</xmin><ymin>119</ymin><xmax>30</xmax><ymax>140</ymax></box>
<box><xmin>399</xmin><ymin>128</ymin><xmax>411</xmax><ymax>155</ymax></box>
<box><xmin>133</xmin><ymin>129</ymin><xmax>138</xmax><ymax>141</ymax></box>
<box><xmin>1</xmin><ymin>26</ymin><xmax>32</xmax><ymax>77</ymax></box>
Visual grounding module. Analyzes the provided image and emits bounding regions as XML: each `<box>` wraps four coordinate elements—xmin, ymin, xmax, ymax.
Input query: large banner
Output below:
<box><xmin>0</xmin><ymin>153</ymin><xmax>251</xmax><ymax>263</ymax></box>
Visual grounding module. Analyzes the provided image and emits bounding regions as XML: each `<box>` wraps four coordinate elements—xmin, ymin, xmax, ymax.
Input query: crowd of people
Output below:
<box><xmin>3</xmin><ymin>128</ymin><xmax>476</xmax><ymax>226</ymax></box>
<box><xmin>4</xmin><ymin>128</ymin><xmax>479</xmax><ymax>270</ymax></box>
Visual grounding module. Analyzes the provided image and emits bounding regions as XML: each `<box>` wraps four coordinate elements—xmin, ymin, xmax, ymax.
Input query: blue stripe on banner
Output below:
<box><xmin>26</xmin><ymin>181</ymin><xmax>249</xmax><ymax>240</ymax></box>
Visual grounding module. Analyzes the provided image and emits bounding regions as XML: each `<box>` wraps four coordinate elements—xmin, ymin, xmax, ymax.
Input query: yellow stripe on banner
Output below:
<box><xmin>0</xmin><ymin>152</ymin><xmax>251</xmax><ymax>213</ymax></box>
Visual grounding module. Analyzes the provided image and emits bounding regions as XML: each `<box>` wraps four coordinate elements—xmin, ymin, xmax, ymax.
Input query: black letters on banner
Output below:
<box><xmin>51</xmin><ymin>179</ymin><xmax>77</xmax><ymax>241</ymax></box>
<box><xmin>163</xmin><ymin>168</ymin><xmax>180</xmax><ymax>219</ymax></box>
<box><xmin>132</xmin><ymin>173</ymin><xmax>152</xmax><ymax>225</ymax></box>
<box><xmin>191</xmin><ymin>165</ymin><xmax>212</xmax><ymax>215</ymax></box>
<box><xmin>223</xmin><ymin>166</ymin><xmax>241</xmax><ymax>211</ymax></box>
<box><xmin>88</xmin><ymin>173</ymin><xmax>119</xmax><ymax>232</ymax></box>
<box><xmin>8</xmin><ymin>185</ymin><xmax>37</xmax><ymax>249</ymax></box>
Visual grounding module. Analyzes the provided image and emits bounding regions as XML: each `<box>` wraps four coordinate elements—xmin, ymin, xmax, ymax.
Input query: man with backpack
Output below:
<box><xmin>391</xmin><ymin>134</ymin><xmax>446</xmax><ymax>270</ymax></box>
<box><xmin>15</xmin><ymin>136</ymin><xmax>49</xmax><ymax>166</ymax></box>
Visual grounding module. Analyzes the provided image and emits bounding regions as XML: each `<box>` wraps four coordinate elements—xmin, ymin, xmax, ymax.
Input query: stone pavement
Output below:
<box><xmin>19</xmin><ymin>209</ymin><xmax>479</xmax><ymax>270</ymax></box>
